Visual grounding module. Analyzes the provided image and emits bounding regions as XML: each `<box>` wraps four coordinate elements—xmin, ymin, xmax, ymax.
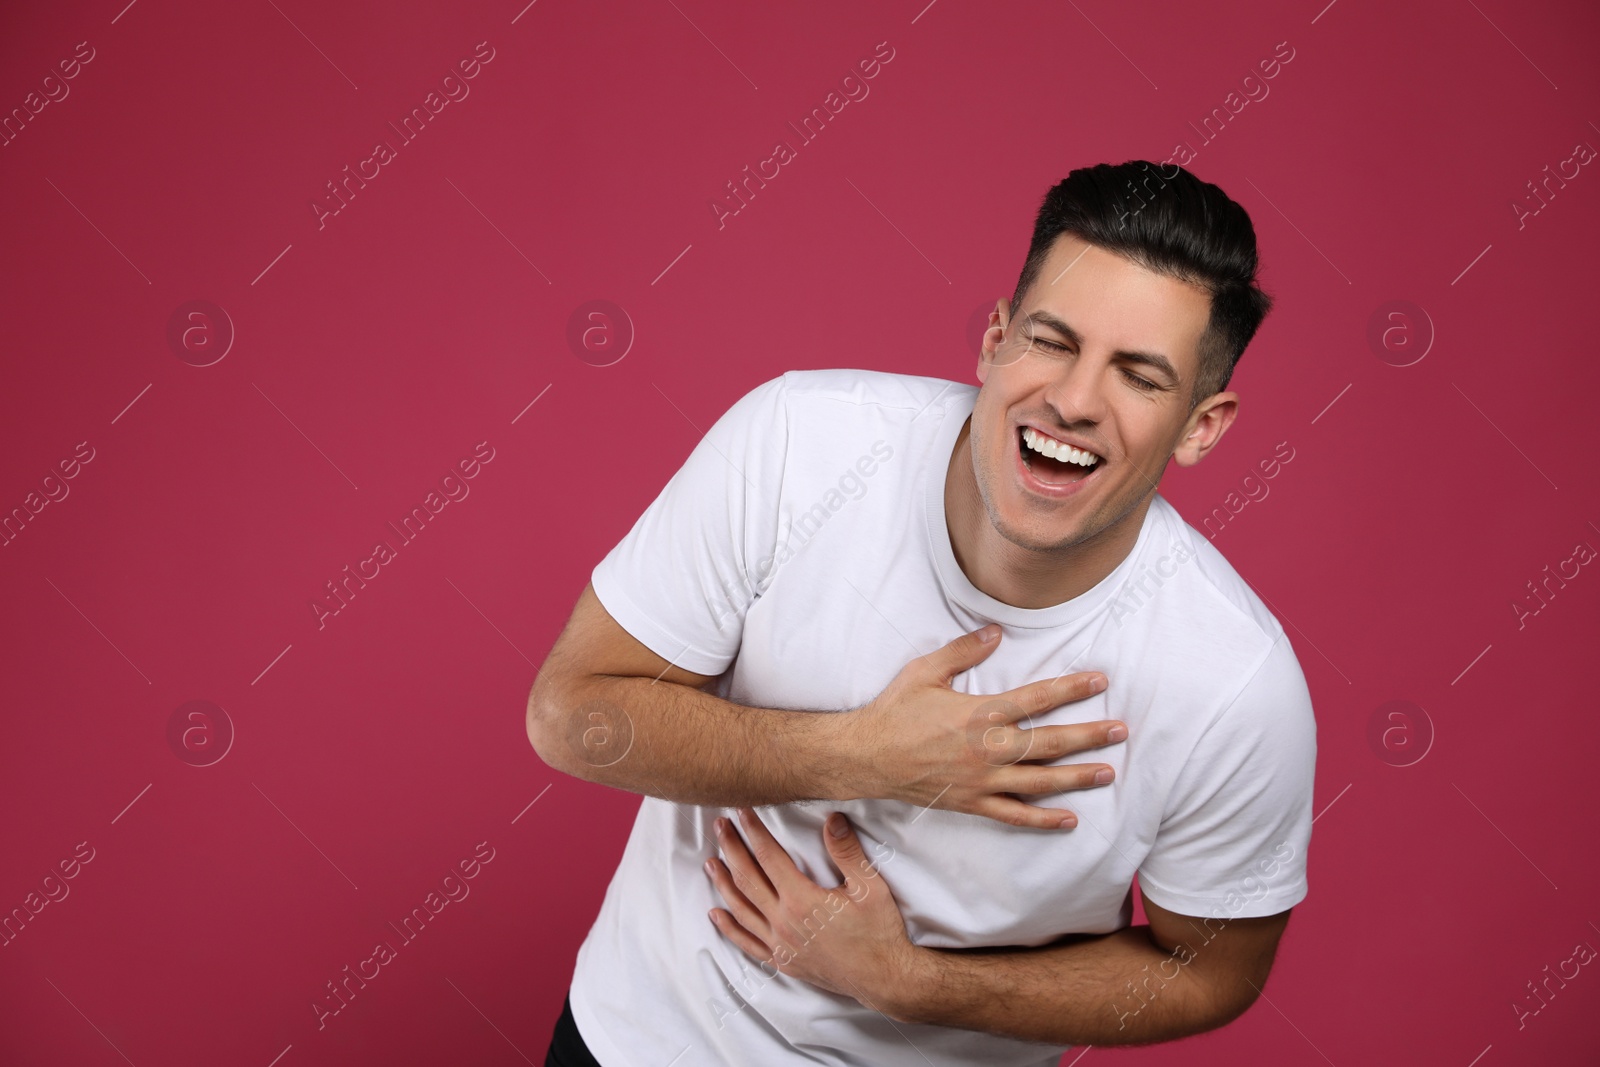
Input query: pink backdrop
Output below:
<box><xmin>2</xmin><ymin>0</ymin><xmax>1596</xmax><ymax>1063</ymax></box>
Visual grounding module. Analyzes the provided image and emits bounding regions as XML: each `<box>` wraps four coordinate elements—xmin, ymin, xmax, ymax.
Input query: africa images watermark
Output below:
<box><xmin>1</xmin><ymin>841</ymin><xmax>97</xmax><ymax>949</ymax></box>
<box><xmin>1158</xmin><ymin>40</ymin><xmax>1296</xmax><ymax>172</ymax></box>
<box><xmin>1510</xmin><ymin>531</ymin><xmax>1594</xmax><ymax>631</ymax></box>
<box><xmin>1110</xmin><ymin>840</ymin><xmax>1297</xmax><ymax>1030</ymax></box>
<box><xmin>311</xmin><ymin>840</ymin><xmax>497</xmax><ymax>1030</ymax></box>
<box><xmin>1512</xmin><ymin>933</ymin><xmax>1597</xmax><ymax>1032</ymax></box>
<box><xmin>709</xmin><ymin>41</ymin><xmax>897</xmax><ymax>230</ymax></box>
<box><xmin>707</xmin><ymin>438</ymin><xmax>896</xmax><ymax>635</ymax></box>
<box><xmin>311</xmin><ymin>41</ymin><xmax>497</xmax><ymax>229</ymax></box>
<box><xmin>1</xmin><ymin>39</ymin><xmax>97</xmax><ymax>149</ymax></box>
<box><xmin>309</xmin><ymin>441</ymin><xmax>496</xmax><ymax>630</ymax></box>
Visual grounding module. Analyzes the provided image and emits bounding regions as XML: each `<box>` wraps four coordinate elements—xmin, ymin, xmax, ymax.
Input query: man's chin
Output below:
<box><xmin>989</xmin><ymin>509</ymin><xmax>1097</xmax><ymax>556</ymax></box>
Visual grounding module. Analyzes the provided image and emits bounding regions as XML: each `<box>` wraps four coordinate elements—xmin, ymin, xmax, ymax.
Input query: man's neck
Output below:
<box><xmin>943</xmin><ymin>415</ymin><xmax>1149</xmax><ymax>610</ymax></box>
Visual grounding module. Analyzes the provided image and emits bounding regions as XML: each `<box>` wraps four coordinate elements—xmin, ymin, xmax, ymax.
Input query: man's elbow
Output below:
<box><xmin>525</xmin><ymin>674</ymin><xmax>587</xmax><ymax>779</ymax></box>
<box><xmin>1201</xmin><ymin>961</ymin><xmax>1276</xmax><ymax>1034</ymax></box>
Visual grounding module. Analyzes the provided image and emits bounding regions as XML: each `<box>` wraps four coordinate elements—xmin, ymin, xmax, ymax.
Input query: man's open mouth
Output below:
<box><xmin>1018</xmin><ymin>426</ymin><xmax>1103</xmax><ymax>486</ymax></box>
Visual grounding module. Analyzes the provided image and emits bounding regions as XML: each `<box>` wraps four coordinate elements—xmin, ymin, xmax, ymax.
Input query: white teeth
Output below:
<box><xmin>1022</xmin><ymin>427</ymin><xmax>1101</xmax><ymax>468</ymax></box>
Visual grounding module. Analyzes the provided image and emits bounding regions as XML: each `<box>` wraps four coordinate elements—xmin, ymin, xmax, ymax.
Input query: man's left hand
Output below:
<box><xmin>705</xmin><ymin>807</ymin><xmax>920</xmax><ymax>1017</ymax></box>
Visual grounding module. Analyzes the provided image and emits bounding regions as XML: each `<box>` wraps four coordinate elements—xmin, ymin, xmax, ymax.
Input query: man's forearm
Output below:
<box><xmin>885</xmin><ymin>925</ymin><xmax>1242</xmax><ymax>1048</ymax></box>
<box><xmin>530</xmin><ymin>674</ymin><xmax>854</xmax><ymax>807</ymax></box>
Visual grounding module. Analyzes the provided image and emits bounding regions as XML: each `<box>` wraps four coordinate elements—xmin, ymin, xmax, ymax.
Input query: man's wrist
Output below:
<box><xmin>809</xmin><ymin>706</ymin><xmax>876</xmax><ymax>803</ymax></box>
<box><xmin>870</xmin><ymin>944</ymin><xmax>939</xmax><ymax>1023</ymax></box>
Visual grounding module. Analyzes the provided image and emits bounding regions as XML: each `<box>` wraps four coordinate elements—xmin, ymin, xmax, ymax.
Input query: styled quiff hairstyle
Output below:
<box><xmin>1009</xmin><ymin>161</ymin><xmax>1273</xmax><ymax>406</ymax></box>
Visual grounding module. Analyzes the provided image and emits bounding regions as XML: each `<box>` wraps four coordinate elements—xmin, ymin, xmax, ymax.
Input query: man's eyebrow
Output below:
<box><xmin>1023</xmin><ymin>310</ymin><xmax>1181</xmax><ymax>384</ymax></box>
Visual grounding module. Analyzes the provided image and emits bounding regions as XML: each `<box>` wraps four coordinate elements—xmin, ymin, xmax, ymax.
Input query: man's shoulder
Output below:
<box><xmin>1138</xmin><ymin>496</ymin><xmax>1291</xmax><ymax>662</ymax></box>
<box><xmin>770</xmin><ymin>367</ymin><xmax>973</xmax><ymax>415</ymax></box>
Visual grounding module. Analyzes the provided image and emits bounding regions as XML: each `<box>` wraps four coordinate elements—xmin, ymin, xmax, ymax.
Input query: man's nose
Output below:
<box><xmin>1044</xmin><ymin>353</ymin><xmax>1110</xmax><ymax>424</ymax></box>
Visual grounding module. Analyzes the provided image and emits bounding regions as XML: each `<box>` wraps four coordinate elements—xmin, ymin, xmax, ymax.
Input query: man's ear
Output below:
<box><xmin>1171</xmin><ymin>390</ymin><xmax>1239</xmax><ymax>468</ymax></box>
<box><xmin>976</xmin><ymin>299</ymin><xmax>1010</xmax><ymax>384</ymax></box>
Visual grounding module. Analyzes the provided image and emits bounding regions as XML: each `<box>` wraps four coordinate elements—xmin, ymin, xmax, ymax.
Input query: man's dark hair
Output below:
<box><xmin>1009</xmin><ymin>161</ymin><xmax>1273</xmax><ymax>406</ymax></box>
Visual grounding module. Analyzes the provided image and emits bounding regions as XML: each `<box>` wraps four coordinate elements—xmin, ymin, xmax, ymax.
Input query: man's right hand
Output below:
<box><xmin>835</xmin><ymin>624</ymin><xmax>1126</xmax><ymax>830</ymax></box>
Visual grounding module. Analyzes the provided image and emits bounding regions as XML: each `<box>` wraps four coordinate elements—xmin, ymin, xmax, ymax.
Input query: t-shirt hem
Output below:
<box><xmin>569</xmin><ymin>970</ymin><xmax>631</xmax><ymax>1067</ymax></box>
<box><xmin>591</xmin><ymin>563</ymin><xmax>733</xmax><ymax>677</ymax></box>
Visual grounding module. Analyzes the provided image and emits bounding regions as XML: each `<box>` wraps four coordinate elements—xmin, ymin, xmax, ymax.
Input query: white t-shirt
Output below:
<box><xmin>571</xmin><ymin>368</ymin><xmax>1318</xmax><ymax>1067</ymax></box>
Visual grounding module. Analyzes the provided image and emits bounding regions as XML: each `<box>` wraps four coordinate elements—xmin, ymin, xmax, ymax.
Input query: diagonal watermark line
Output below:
<box><xmin>845</xmin><ymin>177</ymin><xmax>951</xmax><ymax>284</ymax></box>
<box><xmin>908</xmin><ymin>783</ymin><xmax>952</xmax><ymax>824</ymax></box>
<box><xmin>512</xmin><ymin>383</ymin><xmax>553</xmax><ymax>424</ymax></box>
<box><xmin>511</xmin><ymin>0</ymin><xmax>539</xmax><ymax>24</ymax></box>
<box><xmin>45</xmin><ymin>978</ymin><xmax>137</xmax><ymax>1066</ymax></box>
<box><xmin>1065</xmin><ymin>0</ymin><xmax>1157</xmax><ymax>89</ymax></box>
<box><xmin>252</xmin><ymin>644</ymin><xmax>293</xmax><ymax>686</ymax></box>
<box><xmin>839</xmin><ymin>573</ymin><xmax>928</xmax><ymax>661</ymax></box>
<box><xmin>910</xmin><ymin>0</ymin><xmax>940</xmax><ymax>24</ymax></box>
<box><xmin>1310</xmin><ymin>383</ymin><xmax>1352</xmax><ymax>425</ymax></box>
<box><xmin>1310</xmin><ymin>0</ymin><xmax>1340</xmax><ymax>24</ymax></box>
<box><xmin>1453</xmin><ymin>782</ymin><xmax>1557</xmax><ymax>889</ymax></box>
<box><xmin>45</xmin><ymin>178</ymin><xmax>151</xmax><ymax>284</ymax></box>
<box><xmin>512</xmin><ymin>784</ymin><xmax>552</xmax><ymax>824</ymax></box>
<box><xmin>651</xmin><ymin>381</ymin><xmax>758</xmax><ymax>491</ymax></box>
<box><xmin>840</xmin><ymin>974</ymin><xmax>939</xmax><ymax>1063</ymax></box>
<box><xmin>1047</xmin><ymin>243</ymin><xmax>1092</xmax><ymax>287</ymax></box>
<box><xmin>1245</xmin><ymin>581</ymin><xmax>1351</xmax><ymax>684</ymax></box>
<box><xmin>112</xmin><ymin>783</ymin><xmax>152</xmax><ymax>824</ymax></box>
<box><xmin>1245</xmin><ymin>978</ymin><xmax>1337</xmax><ymax>1064</ymax></box>
<box><xmin>1451</xmin><ymin>243</ymin><xmax>1492</xmax><ymax>286</ymax></box>
<box><xmin>44</xmin><ymin>577</ymin><xmax>151</xmax><ymax>684</ymax></box>
<box><xmin>445</xmin><ymin>977</ymin><xmax>538</xmax><ymax>1064</ymax></box>
<box><xmin>252</xmin><ymin>243</ymin><xmax>293</xmax><ymax>286</ymax></box>
<box><xmin>111</xmin><ymin>383</ymin><xmax>152</xmax><ymax>424</ymax></box>
<box><xmin>1464</xmin><ymin>0</ymin><xmax>1557</xmax><ymax>89</ymax></box>
<box><xmin>1451</xmin><ymin>643</ymin><xmax>1491</xmax><ymax>686</ymax></box>
<box><xmin>445</xmin><ymin>178</ymin><xmax>552</xmax><ymax>283</ymax></box>
<box><xmin>1244</xmin><ymin>177</ymin><xmax>1351</xmax><ymax>284</ymax></box>
<box><xmin>112</xmin><ymin>0</ymin><xmax>139</xmax><ymax>23</ymax></box>
<box><xmin>1311</xmin><ymin>781</ymin><xmax>1351</xmax><ymax>824</ymax></box>
<box><xmin>662</xmin><ymin>0</ymin><xmax>757</xmax><ymax>89</ymax></box>
<box><xmin>264</xmin><ymin>0</ymin><xmax>358</xmax><ymax>90</ymax></box>
<box><xmin>252</xmin><ymin>382</ymin><xmax>360</xmax><ymax>489</ymax></box>
<box><xmin>1465</xmin><ymin>1044</ymin><xmax>1492</xmax><ymax>1067</ymax></box>
<box><xmin>446</xmin><ymin>576</ymin><xmax>537</xmax><ymax>668</ymax></box>
<box><xmin>652</xmin><ymin>243</ymin><xmax>693</xmax><ymax>285</ymax></box>
<box><xmin>908</xmin><ymin>382</ymin><xmax>954</xmax><ymax>424</ymax></box>
<box><xmin>1452</xmin><ymin>383</ymin><xmax>1557</xmax><ymax>488</ymax></box>
<box><xmin>253</xmin><ymin>782</ymin><xmax>360</xmax><ymax>890</ymax></box>
<box><xmin>265</xmin><ymin>1044</ymin><xmax>293</xmax><ymax>1067</ymax></box>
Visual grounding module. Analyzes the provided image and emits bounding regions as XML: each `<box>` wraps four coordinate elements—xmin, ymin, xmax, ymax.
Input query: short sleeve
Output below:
<box><xmin>1137</xmin><ymin>633</ymin><xmax>1319</xmax><ymax>920</ymax></box>
<box><xmin>589</xmin><ymin>374</ymin><xmax>790</xmax><ymax>677</ymax></box>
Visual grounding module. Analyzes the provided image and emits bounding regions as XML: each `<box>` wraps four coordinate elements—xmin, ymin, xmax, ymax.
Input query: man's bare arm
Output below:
<box><xmin>880</xmin><ymin>895</ymin><xmax>1291</xmax><ymax>1047</ymax></box>
<box><xmin>526</xmin><ymin>583</ymin><xmax>851</xmax><ymax>807</ymax></box>
<box><xmin>524</xmin><ymin>583</ymin><xmax>1126</xmax><ymax>827</ymax></box>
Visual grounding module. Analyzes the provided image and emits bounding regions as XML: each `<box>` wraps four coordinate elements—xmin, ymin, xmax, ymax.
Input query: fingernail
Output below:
<box><xmin>1107</xmin><ymin>724</ymin><xmax>1127</xmax><ymax>741</ymax></box>
<box><xmin>1092</xmin><ymin>674</ymin><xmax>1108</xmax><ymax>693</ymax></box>
<box><xmin>1059</xmin><ymin>814</ymin><xmax>1077</xmax><ymax>829</ymax></box>
<box><xmin>704</xmin><ymin>858</ymin><xmax>716</xmax><ymax>876</ymax></box>
<box><xmin>1094</xmin><ymin>768</ymin><xmax>1113</xmax><ymax>784</ymax></box>
<box><xmin>980</xmin><ymin>625</ymin><xmax>999</xmax><ymax>643</ymax></box>
<box><xmin>829</xmin><ymin>813</ymin><xmax>848</xmax><ymax>838</ymax></box>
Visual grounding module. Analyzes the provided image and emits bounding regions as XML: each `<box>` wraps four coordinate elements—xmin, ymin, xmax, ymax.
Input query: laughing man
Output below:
<box><xmin>527</xmin><ymin>160</ymin><xmax>1319</xmax><ymax>1066</ymax></box>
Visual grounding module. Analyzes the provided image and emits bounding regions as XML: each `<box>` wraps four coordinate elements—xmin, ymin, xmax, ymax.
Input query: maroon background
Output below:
<box><xmin>2</xmin><ymin>0</ymin><xmax>1597</xmax><ymax>1063</ymax></box>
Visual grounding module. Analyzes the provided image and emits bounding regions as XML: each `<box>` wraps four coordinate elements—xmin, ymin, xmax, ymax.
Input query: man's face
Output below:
<box><xmin>970</xmin><ymin>233</ymin><xmax>1236</xmax><ymax>554</ymax></box>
